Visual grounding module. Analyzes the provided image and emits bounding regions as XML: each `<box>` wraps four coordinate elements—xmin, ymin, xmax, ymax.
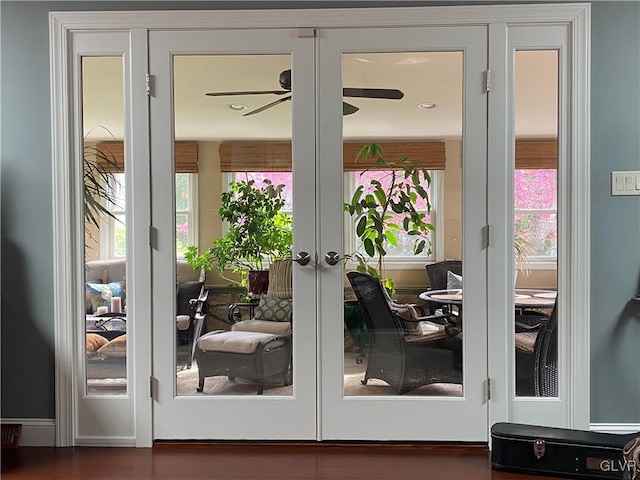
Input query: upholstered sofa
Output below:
<box><xmin>85</xmin><ymin>258</ymin><xmax>207</xmax><ymax>381</ymax></box>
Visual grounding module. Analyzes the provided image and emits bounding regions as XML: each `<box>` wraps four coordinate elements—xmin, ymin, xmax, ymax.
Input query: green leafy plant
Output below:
<box><xmin>186</xmin><ymin>179</ymin><xmax>292</xmax><ymax>287</ymax></box>
<box><xmin>344</xmin><ymin>144</ymin><xmax>433</xmax><ymax>294</ymax></box>
<box><xmin>83</xmin><ymin>127</ymin><xmax>122</xmax><ymax>235</ymax></box>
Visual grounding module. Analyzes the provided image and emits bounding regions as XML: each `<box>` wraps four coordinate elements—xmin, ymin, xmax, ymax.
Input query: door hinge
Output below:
<box><xmin>149</xmin><ymin>225</ymin><xmax>158</xmax><ymax>250</ymax></box>
<box><xmin>483</xmin><ymin>69</ymin><xmax>491</xmax><ymax>94</ymax></box>
<box><xmin>146</xmin><ymin>73</ymin><xmax>153</xmax><ymax>97</ymax></box>
<box><xmin>486</xmin><ymin>377</ymin><xmax>492</xmax><ymax>401</ymax></box>
<box><xmin>482</xmin><ymin>224</ymin><xmax>490</xmax><ymax>249</ymax></box>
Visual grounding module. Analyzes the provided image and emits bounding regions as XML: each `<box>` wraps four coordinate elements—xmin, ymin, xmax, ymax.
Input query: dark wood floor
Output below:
<box><xmin>1</xmin><ymin>443</ymin><xmax>564</xmax><ymax>480</ymax></box>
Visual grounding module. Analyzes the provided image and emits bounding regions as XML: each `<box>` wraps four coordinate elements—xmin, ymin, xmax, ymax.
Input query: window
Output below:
<box><xmin>240</xmin><ymin>172</ymin><xmax>293</xmax><ymax>212</ymax></box>
<box><xmin>514</xmin><ymin>168</ymin><xmax>557</xmax><ymax>262</ymax></box>
<box><xmin>102</xmin><ymin>173</ymin><xmax>197</xmax><ymax>258</ymax></box>
<box><xmin>175</xmin><ymin>173</ymin><xmax>198</xmax><ymax>256</ymax></box>
<box><xmin>344</xmin><ymin>170</ymin><xmax>439</xmax><ymax>266</ymax></box>
<box><xmin>229</xmin><ymin>170</ymin><xmax>439</xmax><ymax>266</ymax></box>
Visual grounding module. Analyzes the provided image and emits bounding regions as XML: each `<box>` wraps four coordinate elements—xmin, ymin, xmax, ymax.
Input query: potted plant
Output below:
<box><xmin>187</xmin><ymin>178</ymin><xmax>292</xmax><ymax>295</ymax></box>
<box><xmin>83</xmin><ymin>130</ymin><xmax>121</xmax><ymax>235</ymax></box>
<box><xmin>344</xmin><ymin>143</ymin><xmax>433</xmax><ymax>295</ymax></box>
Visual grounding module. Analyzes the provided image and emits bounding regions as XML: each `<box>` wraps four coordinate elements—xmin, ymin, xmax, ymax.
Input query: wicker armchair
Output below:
<box><xmin>193</xmin><ymin>260</ymin><xmax>292</xmax><ymax>395</ymax></box>
<box><xmin>347</xmin><ymin>271</ymin><xmax>462</xmax><ymax>394</ymax></box>
<box><xmin>534</xmin><ymin>300</ymin><xmax>558</xmax><ymax>396</ymax></box>
<box><xmin>424</xmin><ymin>260</ymin><xmax>463</xmax><ymax>314</ymax></box>
<box><xmin>176</xmin><ymin>284</ymin><xmax>209</xmax><ymax>369</ymax></box>
<box><xmin>514</xmin><ymin>299</ymin><xmax>557</xmax><ymax>396</ymax></box>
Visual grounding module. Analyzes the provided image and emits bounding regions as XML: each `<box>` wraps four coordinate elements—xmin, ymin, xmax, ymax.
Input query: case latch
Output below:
<box><xmin>534</xmin><ymin>439</ymin><xmax>546</xmax><ymax>459</ymax></box>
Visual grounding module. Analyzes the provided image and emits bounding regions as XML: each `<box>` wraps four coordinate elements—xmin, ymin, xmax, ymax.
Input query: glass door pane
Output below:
<box><xmin>172</xmin><ymin>54</ymin><xmax>295</xmax><ymax>397</ymax></box>
<box><xmin>513</xmin><ymin>50</ymin><xmax>559</xmax><ymax>398</ymax></box>
<box><xmin>82</xmin><ymin>56</ymin><xmax>128</xmax><ymax>396</ymax></box>
<box><xmin>341</xmin><ymin>51</ymin><xmax>464</xmax><ymax>399</ymax></box>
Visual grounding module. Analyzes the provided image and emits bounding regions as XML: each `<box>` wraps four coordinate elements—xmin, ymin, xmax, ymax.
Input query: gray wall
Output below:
<box><xmin>590</xmin><ymin>1</ymin><xmax>640</xmax><ymax>424</ymax></box>
<box><xmin>2</xmin><ymin>1</ymin><xmax>639</xmax><ymax>423</ymax></box>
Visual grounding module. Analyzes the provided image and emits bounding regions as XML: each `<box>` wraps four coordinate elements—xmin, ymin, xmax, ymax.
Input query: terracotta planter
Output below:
<box><xmin>248</xmin><ymin>269</ymin><xmax>269</xmax><ymax>295</ymax></box>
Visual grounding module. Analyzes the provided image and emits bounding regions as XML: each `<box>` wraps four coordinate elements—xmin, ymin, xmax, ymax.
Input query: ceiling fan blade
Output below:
<box><xmin>343</xmin><ymin>102</ymin><xmax>359</xmax><ymax>116</ymax></box>
<box><xmin>205</xmin><ymin>90</ymin><xmax>289</xmax><ymax>97</ymax></box>
<box><xmin>343</xmin><ymin>88</ymin><xmax>404</xmax><ymax>100</ymax></box>
<box><xmin>243</xmin><ymin>96</ymin><xmax>292</xmax><ymax>116</ymax></box>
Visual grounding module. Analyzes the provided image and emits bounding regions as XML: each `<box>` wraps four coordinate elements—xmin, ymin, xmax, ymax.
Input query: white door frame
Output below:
<box><xmin>51</xmin><ymin>3</ymin><xmax>590</xmax><ymax>447</ymax></box>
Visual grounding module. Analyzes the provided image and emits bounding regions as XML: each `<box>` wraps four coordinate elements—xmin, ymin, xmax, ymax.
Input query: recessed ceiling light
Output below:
<box><xmin>417</xmin><ymin>103</ymin><xmax>437</xmax><ymax>110</ymax></box>
<box><xmin>227</xmin><ymin>103</ymin><xmax>247</xmax><ymax>111</ymax></box>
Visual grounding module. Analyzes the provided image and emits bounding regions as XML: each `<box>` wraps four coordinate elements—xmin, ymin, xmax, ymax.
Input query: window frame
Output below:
<box><xmin>100</xmin><ymin>172</ymin><xmax>199</xmax><ymax>258</ymax></box>
<box><xmin>514</xmin><ymin>168</ymin><xmax>558</xmax><ymax>269</ymax></box>
<box><xmin>343</xmin><ymin>169</ymin><xmax>442</xmax><ymax>269</ymax></box>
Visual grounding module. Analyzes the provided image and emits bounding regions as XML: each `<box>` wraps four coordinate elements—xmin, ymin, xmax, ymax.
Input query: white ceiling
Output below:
<box><xmin>82</xmin><ymin>50</ymin><xmax>558</xmax><ymax>142</ymax></box>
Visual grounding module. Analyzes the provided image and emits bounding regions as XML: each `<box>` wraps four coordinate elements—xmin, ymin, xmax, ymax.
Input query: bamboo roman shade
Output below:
<box><xmin>87</xmin><ymin>141</ymin><xmax>199</xmax><ymax>173</ymax></box>
<box><xmin>514</xmin><ymin>139</ymin><xmax>557</xmax><ymax>169</ymax></box>
<box><xmin>219</xmin><ymin>141</ymin><xmax>447</xmax><ymax>172</ymax></box>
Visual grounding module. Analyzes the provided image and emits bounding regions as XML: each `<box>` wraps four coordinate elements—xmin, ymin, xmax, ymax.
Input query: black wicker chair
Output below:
<box><xmin>424</xmin><ymin>260</ymin><xmax>462</xmax><ymax>314</ymax></box>
<box><xmin>347</xmin><ymin>271</ymin><xmax>462</xmax><ymax>394</ymax></box>
<box><xmin>534</xmin><ymin>299</ymin><xmax>558</xmax><ymax>396</ymax></box>
<box><xmin>514</xmin><ymin>299</ymin><xmax>557</xmax><ymax>396</ymax></box>
<box><xmin>176</xmin><ymin>284</ymin><xmax>209</xmax><ymax>369</ymax></box>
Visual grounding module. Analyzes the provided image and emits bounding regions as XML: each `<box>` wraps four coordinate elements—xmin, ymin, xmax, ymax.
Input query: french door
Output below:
<box><xmin>52</xmin><ymin>4</ymin><xmax>589</xmax><ymax>447</ymax></box>
<box><xmin>149</xmin><ymin>25</ymin><xmax>489</xmax><ymax>441</ymax></box>
<box><xmin>149</xmin><ymin>29</ymin><xmax>318</xmax><ymax>439</ymax></box>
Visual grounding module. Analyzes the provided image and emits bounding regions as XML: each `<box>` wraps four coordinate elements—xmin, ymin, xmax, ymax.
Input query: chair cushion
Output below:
<box><xmin>176</xmin><ymin>314</ymin><xmax>191</xmax><ymax>331</ymax></box>
<box><xmin>391</xmin><ymin>303</ymin><xmax>422</xmax><ymax>335</ymax></box>
<box><xmin>405</xmin><ymin>322</ymin><xmax>450</xmax><ymax>343</ymax></box>
<box><xmin>232</xmin><ymin>319</ymin><xmax>291</xmax><ymax>336</ymax></box>
<box><xmin>96</xmin><ymin>335</ymin><xmax>127</xmax><ymax>358</ymax></box>
<box><xmin>446</xmin><ymin>270</ymin><xmax>463</xmax><ymax>289</ymax></box>
<box><xmin>267</xmin><ymin>259</ymin><xmax>293</xmax><ymax>298</ymax></box>
<box><xmin>254</xmin><ymin>294</ymin><xmax>292</xmax><ymax>322</ymax></box>
<box><xmin>515</xmin><ymin>331</ymin><xmax>538</xmax><ymax>353</ymax></box>
<box><xmin>197</xmin><ymin>331</ymin><xmax>285</xmax><ymax>354</ymax></box>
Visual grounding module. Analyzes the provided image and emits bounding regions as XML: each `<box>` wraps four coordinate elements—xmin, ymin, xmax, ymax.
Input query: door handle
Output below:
<box><xmin>324</xmin><ymin>251</ymin><xmax>342</xmax><ymax>266</ymax></box>
<box><xmin>292</xmin><ymin>251</ymin><xmax>311</xmax><ymax>266</ymax></box>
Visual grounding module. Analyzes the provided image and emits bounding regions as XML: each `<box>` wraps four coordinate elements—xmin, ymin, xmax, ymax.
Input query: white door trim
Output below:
<box><xmin>51</xmin><ymin>3</ymin><xmax>590</xmax><ymax>447</ymax></box>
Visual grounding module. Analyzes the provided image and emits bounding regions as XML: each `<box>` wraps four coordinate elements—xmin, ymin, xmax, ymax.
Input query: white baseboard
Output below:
<box><xmin>75</xmin><ymin>436</ymin><xmax>136</xmax><ymax>446</ymax></box>
<box><xmin>1</xmin><ymin>418</ymin><xmax>56</xmax><ymax>446</ymax></box>
<box><xmin>591</xmin><ymin>423</ymin><xmax>640</xmax><ymax>435</ymax></box>
<box><xmin>2</xmin><ymin>418</ymin><xmax>636</xmax><ymax>447</ymax></box>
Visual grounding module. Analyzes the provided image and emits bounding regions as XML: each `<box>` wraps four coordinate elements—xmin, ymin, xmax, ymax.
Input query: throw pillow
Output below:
<box><xmin>391</xmin><ymin>303</ymin><xmax>422</xmax><ymax>336</ymax></box>
<box><xmin>86</xmin><ymin>333</ymin><xmax>108</xmax><ymax>353</ymax></box>
<box><xmin>86</xmin><ymin>281</ymin><xmax>126</xmax><ymax>314</ymax></box>
<box><xmin>96</xmin><ymin>334</ymin><xmax>127</xmax><ymax>358</ymax></box>
<box><xmin>254</xmin><ymin>294</ymin><xmax>293</xmax><ymax>322</ymax></box>
<box><xmin>267</xmin><ymin>259</ymin><xmax>293</xmax><ymax>299</ymax></box>
<box><xmin>446</xmin><ymin>270</ymin><xmax>463</xmax><ymax>290</ymax></box>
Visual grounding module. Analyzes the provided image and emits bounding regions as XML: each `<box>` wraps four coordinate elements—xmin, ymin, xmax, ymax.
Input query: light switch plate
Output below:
<box><xmin>611</xmin><ymin>171</ymin><xmax>640</xmax><ymax>196</ymax></box>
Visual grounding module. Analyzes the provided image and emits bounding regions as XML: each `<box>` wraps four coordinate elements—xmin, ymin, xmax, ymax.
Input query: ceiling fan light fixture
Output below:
<box><xmin>417</xmin><ymin>102</ymin><xmax>437</xmax><ymax>110</ymax></box>
<box><xmin>227</xmin><ymin>103</ymin><xmax>247</xmax><ymax>111</ymax></box>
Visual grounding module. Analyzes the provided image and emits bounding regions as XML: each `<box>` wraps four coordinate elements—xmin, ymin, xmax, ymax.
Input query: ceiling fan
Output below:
<box><xmin>205</xmin><ymin>69</ymin><xmax>404</xmax><ymax>117</ymax></box>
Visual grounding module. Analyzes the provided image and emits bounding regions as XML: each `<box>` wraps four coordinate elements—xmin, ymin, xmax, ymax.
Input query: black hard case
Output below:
<box><xmin>491</xmin><ymin>422</ymin><xmax>637</xmax><ymax>479</ymax></box>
